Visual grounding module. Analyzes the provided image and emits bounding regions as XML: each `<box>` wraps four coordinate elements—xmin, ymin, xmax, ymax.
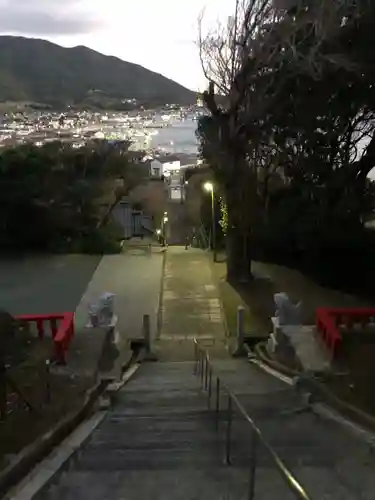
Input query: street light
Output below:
<box><xmin>161</xmin><ymin>215</ymin><xmax>168</xmax><ymax>247</ymax></box>
<box><xmin>203</xmin><ymin>182</ymin><xmax>217</xmax><ymax>262</ymax></box>
<box><xmin>204</xmin><ymin>182</ymin><xmax>213</xmax><ymax>192</ymax></box>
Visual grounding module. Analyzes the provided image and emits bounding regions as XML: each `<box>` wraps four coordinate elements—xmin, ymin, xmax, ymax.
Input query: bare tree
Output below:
<box><xmin>197</xmin><ymin>0</ymin><xmax>373</xmax><ymax>282</ymax></box>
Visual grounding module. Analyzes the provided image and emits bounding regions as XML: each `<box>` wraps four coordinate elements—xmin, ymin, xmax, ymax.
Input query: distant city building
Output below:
<box><xmin>150</xmin><ymin>155</ymin><xmax>181</xmax><ymax>178</ymax></box>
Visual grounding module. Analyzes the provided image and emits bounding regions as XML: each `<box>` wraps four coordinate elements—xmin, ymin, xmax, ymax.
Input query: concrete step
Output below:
<box><xmin>211</xmin><ymin>359</ymin><xmax>375</xmax><ymax>499</ymax></box>
<box><xmin>154</xmin><ymin>339</ymin><xmax>229</xmax><ymax>361</ymax></box>
<box><xmin>32</xmin><ymin>361</ymin><xmax>375</xmax><ymax>500</ymax></box>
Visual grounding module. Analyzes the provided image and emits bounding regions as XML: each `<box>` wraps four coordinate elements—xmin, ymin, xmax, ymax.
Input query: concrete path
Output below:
<box><xmin>69</xmin><ymin>250</ymin><xmax>164</xmax><ymax>377</ymax></box>
<box><xmin>0</xmin><ymin>255</ymin><xmax>101</xmax><ymax>315</ymax></box>
<box><xmin>156</xmin><ymin>246</ymin><xmax>227</xmax><ymax>360</ymax></box>
<box><xmin>74</xmin><ymin>251</ymin><xmax>163</xmax><ymax>339</ymax></box>
<box><xmin>0</xmin><ymin>249</ymin><xmax>164</xmax><ymax>379</ymax></box>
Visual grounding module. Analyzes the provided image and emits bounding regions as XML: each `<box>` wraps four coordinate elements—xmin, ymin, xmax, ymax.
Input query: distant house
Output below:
<box><xmin>150</xmin><ymin>155</ymin><xmax>181</xmax><ymax>178</ymax></box>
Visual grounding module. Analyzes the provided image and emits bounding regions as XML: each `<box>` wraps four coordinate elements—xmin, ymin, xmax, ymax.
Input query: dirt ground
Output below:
<box><xmin>214</xmin><ymin>255</ymin><xmax>375</xmax><ymax>415</ymax></box>
<box><xmin>214</xmin><ymin>255</ymin><xmax>371</xmax><ymax>337</ymax></box>
<box><xmin>0</xmin><ymin>339</ymin><xmax>91</xmax><ymax>471</ymax></box>
<box><xmin>327</xmin><ymin>334</ymin><xmax>375</xmax><ymax>415</ymax></box>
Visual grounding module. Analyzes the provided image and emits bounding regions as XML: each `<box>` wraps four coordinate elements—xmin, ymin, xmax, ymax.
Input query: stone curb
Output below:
<box><xmin>252</xmin><ymin>341</ymin><xmax>375</xmax><ymax>435</ymax></box>
<box><xmin>253</xmin><ymin>342</ymin><xmax>300</xmax><ymax>378</ymax></box>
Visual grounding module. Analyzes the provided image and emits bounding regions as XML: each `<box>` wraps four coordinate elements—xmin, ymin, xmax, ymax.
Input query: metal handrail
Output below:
<box><xmin>193</xmin><ymin>339</ymin><xmax>313</xmax><ymax>500</ymax></box>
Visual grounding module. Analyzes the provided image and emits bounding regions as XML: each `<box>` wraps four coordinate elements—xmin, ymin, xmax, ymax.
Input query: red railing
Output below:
<box><xmin>316</xmin><ymin>307</ymin><xmax>375</xmax><ymax>358</ymax></box>
<box><xmin>15</xmin><ymin>312</ymin><xmax>75</xmax><ymax>364</ymax></box>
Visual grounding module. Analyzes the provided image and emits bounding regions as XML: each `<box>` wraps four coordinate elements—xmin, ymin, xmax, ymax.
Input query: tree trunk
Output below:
<box><xmin>225</xmin><ymin>192</ymin><xmax>253</xmax><ymax>284</ymax></box>
<box><xmin>0</xmin><ymin>362</ymin><xmax>6</xmax><ymax>419</ymax></box>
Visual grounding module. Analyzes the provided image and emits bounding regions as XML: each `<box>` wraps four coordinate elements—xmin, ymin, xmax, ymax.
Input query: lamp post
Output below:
<box><xmin>161</xmin><ymin>213</ymin><xmax>168</xmax><ymax>246</ymax></box>
<box><xmin>204</xmin><ymin>182</ymin><xmax>217</xmax><ymax>262</ymax></box>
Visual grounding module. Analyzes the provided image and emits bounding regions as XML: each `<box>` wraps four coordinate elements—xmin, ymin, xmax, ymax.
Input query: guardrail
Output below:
<box><xmin>193</xmin><ymin>339</ymin><xmax>312</xmax><ymax>500</ymax></box>
<box><xmin>316</xmin><ymin>307</ymin><xmax>375</xmax><ymax>358</ymax></box>
<box><xmin>16</xmin><ymin>313</ymin><xmax>75</xmax><ymax>364</ymax></box>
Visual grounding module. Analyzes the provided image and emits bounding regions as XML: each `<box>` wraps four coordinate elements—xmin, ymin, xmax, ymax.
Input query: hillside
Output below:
<box><xmin>0</xmin><ymin>36</ymin><xmax>196</xmax><ymax>108</ymax></box>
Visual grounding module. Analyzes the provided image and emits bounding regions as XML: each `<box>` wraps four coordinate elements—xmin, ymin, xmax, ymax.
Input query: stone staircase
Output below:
<box><xmin>31</xmin><ymin>359</ymin><xmax>375</xmax><ymax>500</ymax></box>
<box><xmin>33</xmin><ymin>362</ymin><xmax>250</xmax><ymax>500</ymax></box>
<box><xmin>166</xmin><ymin>200</ymin><xmax>188</xmax><ymax>245</ymax></box>
<box><xmin>212</xmin><ymin>359</ymin><xmax>375</xmax><ymax>500</ymax></box>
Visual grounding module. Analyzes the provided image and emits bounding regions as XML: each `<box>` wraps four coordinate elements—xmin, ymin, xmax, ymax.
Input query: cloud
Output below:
<box><xmin>0</xmin><ymin>0</ymin><xmax>101</xmax><ymax>35</ymax></box>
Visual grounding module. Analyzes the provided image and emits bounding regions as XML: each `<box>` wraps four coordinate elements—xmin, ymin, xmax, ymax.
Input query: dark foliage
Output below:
<box><xmin>0</xmin><ymin>141</ymin><xmax>146</xmax><ymax>254</ymax></box>
<box><xmin>198</xmin><ymin>0</ymin><xmax>375</xmax><ymax>296</ymax></box>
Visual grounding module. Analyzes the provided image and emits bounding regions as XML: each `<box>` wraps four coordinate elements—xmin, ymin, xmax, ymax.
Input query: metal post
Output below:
<box><xmin>211</xmin><ymin>189</ymin><xmax>217</xmax><ymax>263</ymax></box>
<box><xmin>215</xmin><ymin>377</ymin><xmax>220</xmax><ymax>431</ymax></box>
<box><xmin>248</xmin><ymin>429</ymin><xmax>257</xmax><ymax>500</ymax></box>
<box><xmin>225</xmin><ymin>395</ymin><xmax>232</xmax><ymax>465</ymax></box>
<box><xmin>143</xmin><ymin>314</ymin><xmax>157</xmax><ymax>361</ymax></box>
<box><xmin>194</xmin><ymin>342</ymin><xmax>198</xmax><ymax>374</ymax></box>
<box><xmin>208</xmin><ymin>368</ymin><xmax>212</xmax><ymax>409</ymax></box>
<box><xmin>204</xmin><ymin>356</ymin><xmax>209</xmax><ymax>390</ymax></box>
<box><xmin>45</xmin><ymin>359</ymin><xmax>51</xmax><ymax>404</ymax></box>
<box><xmin>233</xmin><ymin>305</ymin><xmax>246</xmax><ymax>357</ymax></box>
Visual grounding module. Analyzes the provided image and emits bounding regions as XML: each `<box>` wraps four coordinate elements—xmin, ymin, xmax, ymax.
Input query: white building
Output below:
<box><xmin>169</xmin><ymin>173</ymin><xmax>182</xmax><ymax>201</ymax></box>
<box><xmin>150</xmin><ymin>155</ymin><xmax>181</xmax><ymax>178</ymax></box>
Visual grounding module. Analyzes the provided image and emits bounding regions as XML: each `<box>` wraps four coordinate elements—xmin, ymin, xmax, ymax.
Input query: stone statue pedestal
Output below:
<box><xmin>274</xmin><ymin>292</ymin><xmax>302</xmax><ymax>326</ymax></box>
<box><xmin>87</xmin><ymin>292</ymin><xmax>116</xmax><ymax>328</ymax></box>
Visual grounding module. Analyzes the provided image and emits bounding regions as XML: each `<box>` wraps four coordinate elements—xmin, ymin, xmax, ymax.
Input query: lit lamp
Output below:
<box><xmin>161</xmin><ymin>215</ymin><xmax>168</xmax><ymax>247</ymax></box>
<box><xmin>203</xmin><ymin>182</ymin><xmax>216</xmax><ymax>262</ymax></box>
<box><xmin>204</xmin><ymin>182</ymin><xmax>213</xmax><ymax>193</ymax></box>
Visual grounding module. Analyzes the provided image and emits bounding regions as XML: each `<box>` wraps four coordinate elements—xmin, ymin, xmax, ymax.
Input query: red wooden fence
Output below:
<box><xmin>316</xmin><ymin>307</ymin><xmax>375</xmax><ymax>358</ymax></box>
<box><xmin>15</xmin><ymin>312</ymin><xmax>75</xmax><ymax>364</ymax></box>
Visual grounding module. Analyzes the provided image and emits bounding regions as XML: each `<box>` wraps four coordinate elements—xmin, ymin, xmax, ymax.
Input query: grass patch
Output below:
<box><xmin>213</xmin><ymin>261</ymin><xmax>270</xmax><ymax>337</ymax></box>
<box><xmin>0</xmin><ymin>338</ymin><xmax>90</xmax><ymax>471</ymax></box>
<box><xmin>214</xmin><ymin>256</ymin><xmax>375</xmax><ymax>418</ymax></box>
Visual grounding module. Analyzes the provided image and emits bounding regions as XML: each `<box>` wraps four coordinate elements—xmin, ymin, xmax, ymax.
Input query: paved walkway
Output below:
<box><xmin>156</xmin><ymin>246</ymin><xmax>228</xmax><ymax>360</ymax></box>
<box><xmin>68</xmin><ymin>249</ymin><xmax>164</xmax><ymax>379</ymax></box>
<box><xmin>0</xmin><ymin>254</ymin><xmax>100</xmax><ymax>316</ymax></box>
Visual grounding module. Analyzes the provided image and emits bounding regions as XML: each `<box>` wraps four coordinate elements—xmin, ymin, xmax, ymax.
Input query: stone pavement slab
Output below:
<box><xmin>157</xmin><ymin>247</ymin><xmax>227</xmax><ymax>360</ymax></box>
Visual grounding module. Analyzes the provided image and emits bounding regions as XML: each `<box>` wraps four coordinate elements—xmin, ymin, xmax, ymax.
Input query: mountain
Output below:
<box><xmin>0</xmin><ymin>36</ymin><xmax>196</xmax><ymax>108</ymax></box>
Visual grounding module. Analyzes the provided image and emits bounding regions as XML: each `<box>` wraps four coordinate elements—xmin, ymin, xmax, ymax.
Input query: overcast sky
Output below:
<box><xmin>0</xmin><ymin>0</ymin><xmax>235</xmax><ymax>91</ymax></box>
